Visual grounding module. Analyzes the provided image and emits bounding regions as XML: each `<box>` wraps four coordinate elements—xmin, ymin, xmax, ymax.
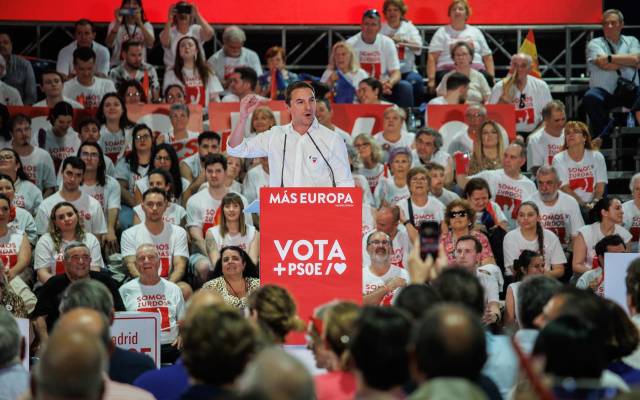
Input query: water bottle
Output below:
<box><xmin>627</xmin><ymin>112</ymin><xmax>636</xmax><ymax>128</ymax></box>
<box><xmin>407</xmin><ymin>109</ymin><xmax>416</xmax><ymax>132</ymax></box>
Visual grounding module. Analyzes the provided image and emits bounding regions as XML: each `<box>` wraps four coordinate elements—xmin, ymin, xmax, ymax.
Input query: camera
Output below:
<box><xmin>118</xmin><ymin>8</ymin><xmax>136</xmax><ymax>16</ymax></box>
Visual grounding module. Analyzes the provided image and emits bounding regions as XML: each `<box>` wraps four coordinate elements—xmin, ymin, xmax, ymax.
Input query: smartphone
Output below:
<box><xmin>118</xmin><ymin>8</ymin><xmax>136</xmax><ymax>16</ymax></box>
<box><xmin>175</xmin><ymin>4</ymin><xmax>192</xmax><ymax>14</ymax></box>
<box><xmin>419</xmin><ymin>221</ymin><xmax>440</xmax><ymax>260</ymax></box>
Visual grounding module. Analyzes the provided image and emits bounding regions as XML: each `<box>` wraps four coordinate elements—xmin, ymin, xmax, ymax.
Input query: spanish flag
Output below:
<box><xmin>519</xmin><ymin>29</ymin><xmax>541</xmax><ymax>78</ymax></box>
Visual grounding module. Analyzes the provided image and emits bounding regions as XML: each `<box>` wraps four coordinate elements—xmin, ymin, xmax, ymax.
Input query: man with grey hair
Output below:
<box><xmin>363</xmin><ymin>230</ymin><xmax>408</xmax><ymax>305</ymax></box>
<box><xmin>59</xmin><ymin>279</ymin><xmax>156</xmax><ymax>384</ymax></box>
<box><xmin>238</xmin><ymin>347</ymin><xmax>315</xmax><ymax>400</ymax></box>
<box><xmin>208</xmin><ymin>26</ymin><xmax>262</xmax><ymax>89</ymax></box>
<box><xmin>161</xmin><ymin>102</ymin><xmax>198</xmax><ymax>145</ymax></box>
<box><xmin>623</xmin><ymin>172</ymin><xmax>640</xmax><ymax>252</ymax></box>
<box><xmin>489</xmin><ymin>53</ymin><xmax>552</xmax><ymax>134</ymax></box>
<box><xmin>583</xmin><ymin>9</ymin><xmax>640</xmax><ymax>137</ymax></box>
<box><xmin>447</xmin><ymin>104</ymin><xmax>507</xmax><ymax>155</ymax></box>
<box><xmin>0</xmin><ymin>308</ymin><xmax>28</xmax><ymax>399</ymax></box>
<box><xmin>526</xmin><ymin>100</ymin><xmax>567</xmax><ymax>174</ymax></box>
<box><xmin>527</xmin><ymin>165</ymin><xmax>584</xmax><ymax>250</ymax></box>
<box><xmin>32</xmin><ymin>241</ymin><xmax>124</xmax><ymax>344</ymax></box>
<box><xmin>515</xmin><ymin>275</ymin><xmax>562</xmax><ymax>353</ymax></box>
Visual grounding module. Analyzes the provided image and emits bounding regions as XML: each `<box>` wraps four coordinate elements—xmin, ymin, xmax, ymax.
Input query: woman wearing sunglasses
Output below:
<box><xmin>440</xmin><ymin>198</ymin><xmax>494</xmax><ymax>265</ymax></box>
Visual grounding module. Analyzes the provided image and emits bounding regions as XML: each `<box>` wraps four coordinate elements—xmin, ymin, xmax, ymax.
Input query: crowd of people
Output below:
<box><xmin>1</xmin><ymin>0</ymin><xmax>640</xmax><ymax>399</ymax></box>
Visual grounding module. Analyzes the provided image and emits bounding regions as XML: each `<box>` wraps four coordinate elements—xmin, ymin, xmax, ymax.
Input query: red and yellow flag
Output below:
<box><xmin>519</xmin><ymin>29</ymin><xmax>541</xmax><ymax>78</ymax></box>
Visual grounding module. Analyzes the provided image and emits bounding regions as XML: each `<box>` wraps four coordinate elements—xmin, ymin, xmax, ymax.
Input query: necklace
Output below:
<box><xmin>224</xmin><ymin>277</ymin><xmax>247</xmax><ymax>298</ymax></box>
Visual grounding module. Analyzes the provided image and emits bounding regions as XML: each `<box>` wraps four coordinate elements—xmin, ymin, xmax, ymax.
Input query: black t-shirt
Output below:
<box><xmin>31</xmin><ymin>271</ymin><xmax>125</xmax><ymax>331</ymax></box>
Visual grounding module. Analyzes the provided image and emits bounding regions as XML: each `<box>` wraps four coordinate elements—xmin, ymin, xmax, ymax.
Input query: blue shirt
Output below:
<box><xmin>133</xmin><ymin>358</ymin><xmax>189</xmax><ymax>400</ymax></box>
<box><xmin>587</xmin><ymin>35</ymin><xmax>640</xmax><ymax>94</ymax></box>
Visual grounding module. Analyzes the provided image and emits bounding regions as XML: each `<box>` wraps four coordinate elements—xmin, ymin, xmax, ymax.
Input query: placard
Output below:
<box><xmin>112</xmin><ymin>311</ymin><xmax>161</xmax><ymax>368</ymax></box>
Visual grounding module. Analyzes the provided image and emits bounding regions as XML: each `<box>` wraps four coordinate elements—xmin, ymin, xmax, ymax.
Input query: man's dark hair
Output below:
<box><xmin>203</xmin><ymin>153</ymin><xmax>227</xmax><ymax>171</ymax></box>
<box><xmin>555</xmin><ymin>287</ymin><xmax>609</xmax><ymax>349</ymax></box>
<box><xmin>122</xmin><ymin>40</ymin><xmax>143</xmax><ymax>54</ymax></box>
<box><xmin>61</xmin><ymin>156</ymin><xmax>86</xmax><ymax>174</ymax></box>
<box><xmin>73</xmin><ymin>47</ymin><xmax>97</xmax><ymax>64</ymax></box>
<box><xmin>518</xmin><ymin>275</ymin><xmax>562</xmax><ymax>329</ymax></box>
<box><xmin>626</xmin><ymin>258</ymin><xmax>640</xmax><ymax>312</ymax></box>
<box><xmin>142</xmin><ymin>187</ymin><xmax>169</xmax><ymax>202</ymax></box>
<box><xmin>197</xmin><ymin>131</ymin><xmax>221</xmax><ymax>146</ymax></box>
<box><xmin>350</xmin><ymin>306</ymin><xmax>411</xmax><ymax>391</ymax></box>
<box><xmin>595</xmin><ymin>234</ymin><xmax>626</xmax><ymax>257</ymax></box>
<box><xmin>464</xmin><ymin>177</ymin><xmax>492</xmax><ymax>199</ymax></box>
<box><xmin>456</xmin><ymin>234</ymin><xmax>482</xmax><ymax>254</ymax></box>
<box><xmin>445</xmin><ymin>72</ymin><xmax>471</xmax><ymax>91</ymax></box>
<box><xmin>360</xmin><ymin>78</ymin><xmax>383</xmax><ymax>99</ymax></box>
<box><xmin>74</xmin><ymin>19</ymin><xmax>95</xmax><ymax>32</ymax></box>
<box><xmin>412</xmin><ymin>304</ymin><xmax>487</xmax><ymax>380</ymax></box>
<box><xmin>285</xmin><ymin>81</ymin><xmax>315</xmax><ymax>106</ymax></box>
<box><xmin>10</xmin><ymin>113</ymin><xmax>31</xmax><ymax>131</ymax></box>
<box><xmin>59</xmin><ymin>279</ymin><xmax>114</xmax><ymax>318</ymax></box>
<box><xmin>393</xmin><ymin>284</ymin><xmax>441</xmax><ymax>320</ymax></box>
<box><xmin>317</xmin><ymin>98</ymin><xmax>332</xmax><ymax>112</ymax></box>
<box><xmin>78</xmin><ymin>117</ymin><xmax>100</xmax><ymax>132</ymax></box>
<box><xmin>233</xmin><ymin>66</ymin><xmax>258</xmax><ymax>91</ymax></box>
<box><xmin>432</xmin><ymin>268</ymin><xmax>484</xmax><ymax>316</ymax></box>
<box><xmin>40</xmin><ymin>70</ymin><xmax>65</xmax><ymax>85</ymax></box>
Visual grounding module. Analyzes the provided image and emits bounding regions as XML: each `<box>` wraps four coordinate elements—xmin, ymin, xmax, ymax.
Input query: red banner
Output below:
<box><xmin>1</xmin><ymin>0</ymin><xmax>601</xmax><ymax>24</ymax></box>
<box><xmin>331</xmin><ymin>104</ymin><xmax>388</xmax><ymax>138</ymax></box>
<box><xmin>260</xmin><ymin>188</ymin><xmax>362</xmax><ymax>344</ymax></box>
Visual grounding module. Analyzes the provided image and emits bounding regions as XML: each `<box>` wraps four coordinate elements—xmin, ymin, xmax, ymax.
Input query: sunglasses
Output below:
<box><xmin>448</xmin><ymin>210</ymin><xmax>467</xmax><ymax>218</ymax></box>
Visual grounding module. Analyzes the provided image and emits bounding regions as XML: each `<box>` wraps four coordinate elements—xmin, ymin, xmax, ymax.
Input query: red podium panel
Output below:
<box><xmin>260</xmin><ymin>188</ymin><xmax>362</xmax><ymax>344</ymax></box>
<box><xmin>428</xmin><ymin>104</ymin><xmax>517</xmax><ymax>141</ymax></box>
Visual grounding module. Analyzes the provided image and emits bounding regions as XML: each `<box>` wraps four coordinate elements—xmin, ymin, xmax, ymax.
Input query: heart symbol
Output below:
<box><xmin>333</xmin><ymin>263</ymin><xmax>347</xmax><ymax>275</ymax></box>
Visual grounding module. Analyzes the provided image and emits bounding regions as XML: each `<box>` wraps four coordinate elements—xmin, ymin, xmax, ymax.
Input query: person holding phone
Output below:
<box><xmin>159</xmin><ymin>1</ymin><xmax>214</xmax><ymax>68</ymax></box>
<box><xmin>105</xmin><ymin>0</ymin><xmax>155</xmax><ymax>67</ymax></box>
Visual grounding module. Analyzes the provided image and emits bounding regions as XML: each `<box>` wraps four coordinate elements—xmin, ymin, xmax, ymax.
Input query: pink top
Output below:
<box><xmin>315</xmin><ymin>371</ymin><xmax>357</xmax><ymax>400</ymax></box>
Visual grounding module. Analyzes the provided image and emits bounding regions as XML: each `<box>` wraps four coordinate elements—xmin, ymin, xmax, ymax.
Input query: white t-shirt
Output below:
<box><xmin>242</xmin><ymin>164</ymin><xmax>269</xmax><ymax>204</ymax></box>
<box><xmin>623</xmin><ymin>200</ymin><xmax>640</xmax><ymax>253</ymax></box>
<box><xmin>552</xmin><ymin>150</ymin><xmax>608</xmax><ymax>204</ymax></box>
<box><xmin>320</xmin><ymin>68</ymin><xmax>369</xmax><ymax>103</ymax></box>
<box><xmin>119</xmin><ymin>278</ymin><xmax>186</xmax><ymax>344</ymax></box>
<box><xmin>186</xmin><ymin>189</ymin><xmax>250</xmax><ymax>238</ymax></box>
<box><xmin>356</xmin><ymin>163</ymin><xmax>386</xmax><ymax>195</ymax></box>
<box><xmin>471</xmin><ymin>169</ymin><xmax>537</xmax><ymax>229</ymax></box>
<box><xmin>33</xmin><ymin>96</ymin><xmax>84</xmax><ymax>109</ymax></box>
<box><xmin>35</xmin><ymin>191</ymin><xmax>107</xmax><ymax>236</ymax></box>
<box><xmin>99</xmin><ymin>125</ymin><xmax>132</xmax><ymax>164</ymax></box>
<box><xmin>56</xmin><ymin>41</ymin><xmax>110</xmax><ymax>77</ymax></box>
<box><xmin>363</xmin><ymin>265</ymin><xmax>409</xmax><ymax>306</ymax></box>
<box><xmin>133</xmin><ymin>202</ymin><xmax>187</xmax><ymax>226</ymax></box>
<box><xmin>163</xmin><ymin>68</ymin><xmax>223</xmax><ymax>109</ymax></box>
<box><xmin>528</xmin><ymin>191</ymin><xmax>585</xmax><ymax>247</ymax></box>
<box><xmin>362</xmin><ymin>204</ymin><xmax>376</xmax><ymax>236</ymax></box>
<box><xmin>477</xmin><ymin>264</ymin><xmax>502</xmax><ymax>304</ymax></box>
<box><xmin>489</xmin><ymin>76</ymin><xmax>552</xmax><ymax>133</ymax></box>
<box><xmin>62</xmin><ymin>77</ymin><xmax>117</xmax><ymax>109</ymax></box>
<box><xmin>11</xmin><ymin>206</ymin><xmax>37</xmax><ymax>245</ymax></box>
<box><xmin>34</xmin><ymin>232</ymin><xmax>104</xmax><ymax>275</ymax></box>
<box><xmin>208</xmin><ymin>47</ymin><xmax>263</xmax><ymax>84</ymax></box>
<box><xmin>0</xmin><ymin>226</ymin><xmax>25</xmax><ymax>270</ymax></box>
<box><xmin>436</xmin><ymin>69</ymin><xmax>491</xmax><ymax>105</ymax></box>
<box><xmin>428</xmin><ymin>24</ymin><xmax>491</xmax><ymax>70</ymax></box>
<box><xmin>115</xmin><ymin>158</ymin><xmax>149</xmax><ymax>196</ymax></box>
<box><xmin>578</xmin><ymin>222</ymin><xmax>632</xmax><ymax>269</ymax></box>
<box><xmin>433</xmin><ymin>188</ymin><xmax>460</xmax><ymax>207</ymax></box>
<box><xmin>18</xmin><ymin>147</ymin><xmax>57</xmax><ymax>190</ymax></box>
<box><xmin>346</xmin><ymin>33</ymin><xmax>400</xmax><ymax>81</ymax></box>
<box><xmin>42</xmin><ymin>128</ymin><xmax>81</xmax><ymax>170</ymax></box>
<box><xmin>107</xmin><ymin>21</ymin><xmax>155</xmax><ymax>66</ymax></box>
<box><xmin>163</xmin><ymin>25</ymin><xmax>205</xmax><ymax>68</ymax></box>
<box><xmin>81</xmin><ymin>176</ymin><xmax>121</xmax><ymax>216</ymax></box>
<box><xmin>180</xmin><ymin>153</ymin><xmax>201</xmax><ymax>181</ymax></box>
<box><xmin>373</xmin><ymin>131</ymin><xmax>415</xmax><ymax>162</ymax></box>
<box><xmin>14</xmin><ymin>178</ymin><xmax>43</xmax><ymax>215</ymax></box>
<box><xmin>503</xmin><ymin>228</ymin><xmax>567</xmax><ymax>274</ymax></box>
<box><xmin>526</xmin><ymin>128</ymin><xmax>565</xmax><ymax>171</ymax></box>
<box><xmin>157</xmin><ymin>129</ymin><xmax>199</xmax><ymax>161</ymax></box>
<box><xmin>0</xmin><ymin>81</ymin><xmax>23</xmax><ymax>106</ymax></box>
<box><xmin>121</xmin><ymin>223</ymin><xmax>189</xmax><ymax>278</ymax></box>
<box><xmin>206</xmin><ymin>224</ymin><xmax>256</xmax><ymax>253</ymax></box>
<box><xmin>373</xmin><ymin>176</ymin><xmax>410</xmax><ymax>208</ymax></box>
<box><xmin>381</xmin><ymin>20</ymin><xmax>422</xmax><ymax>73</ymax></box>
<box><xmin>396</xmin><ymin>196</ymin><xmax>445</xmax><ymax>227</ymax></box>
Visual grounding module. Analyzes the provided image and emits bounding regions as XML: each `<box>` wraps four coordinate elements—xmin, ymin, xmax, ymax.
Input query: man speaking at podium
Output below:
<box><xmin>227</xmin><ymin>81</ymin><xmax>354</xmax><ymax>187</ymax></box>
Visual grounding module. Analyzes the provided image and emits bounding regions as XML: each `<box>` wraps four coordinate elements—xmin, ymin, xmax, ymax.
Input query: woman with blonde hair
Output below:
<box><xmin>247</xmin><ymin>284</ymin><xmax>305</xmax><ymax>344</ymax></box>
<box><xmin>468</xmin><ymin>120</ymin><xmax>505</xmax><ymax>174</ymax></box>
<box><xmin>321</xmin><ymin>41</ymin><xmax>369</xmax><ymax>103</ymax></box>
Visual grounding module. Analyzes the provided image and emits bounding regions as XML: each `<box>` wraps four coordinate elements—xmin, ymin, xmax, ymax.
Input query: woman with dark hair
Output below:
<box><xmin>0</xmin><ymin>174</ymin><xmax>37</xmax><ymax>245</ymax></box>
<box><xmin>132</xmin><ymin>169</ymin><xmax>186</xmax><ymax>226</ymax></box>
<box><xmin>164</xmin><ymin>84</ymin><xmax>186</xmax><ymax>104</ymax></box>
<box><xmin>504</xmin><ymin>250</ymin><xmax>544</xmax><ymax>328</ymax></box>
<box><xmin>436</xmin><ymin>42</ymin><xmax>491</xmax><ymax>104</ymax></box>
<box><xmin>202</xmin><ymin>246</ymin><xmax>259</xmax><ymax>309</ymax></box>
<box><xmin>135</xmin><ymin>143</ymin><xmax>187</xmax><ymax>203</ymax></box>
<box><xmin>96</xmin><ymin>92</ymin><xmax>134</xmax><ymax>163</ymax></box>
<box><xmin>247</xmin><ymin>284</ymin><xmax>305</xmax><ymax>344</ymax></box>
<box><xmin>503</xmin><ymin>201</ymin><xmax>566</xmax><ymax>279</ymax></box>
<box><xmin>0</xmin><ymin>148</ymin><xmax>42</xmax><ymax>215</ymax></box>
<box><xmin>42</xmin><ymin>101</ymin><xmax>80</xmax><ymax>173</ymax></box>
<box><xmin>106</xmin><ymin>0</ymin><xmax>154</xmax><ymax>66</ymax></box>
<box><xmin>117</xmin><ymin>79</ymin><xmax>148</xmax><ymax>105</ymax></box>
<box><xmin>356</xmin><ymin>78</ymin><xmax>390</xmax><ymax>105</ymax></box>
<box><xmin>163</xmin><ymin>36</ymin><xmax>222</xmax><ymax>109</ymax></box>
<box><xmin>77</xmin><ymin>142</ymin><xmax>121</xmax><ymax>254</ymax></box>
<box><xmin>115</xmin><ymin>123</ymin><xmax>155</xmax><ymax>229</ymax></box>
<box><xmin>159</xmin><ymin>1</ymin><xmax>213</xmax><ymax>68</ymax></box>
<box><xmin>603</xmin><ymin>299</ymin><xmax>640</xmax><ymax>385</ymax></box>
<box><xmin>573</xmin><ymin>197</ymin><xmax>631</xmax><ymax>275</ymax></box>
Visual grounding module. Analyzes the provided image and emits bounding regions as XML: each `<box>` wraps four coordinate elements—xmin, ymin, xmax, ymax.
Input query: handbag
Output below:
<box><xmin>605</xmin><ymin>38</ymin><xmax>639</xmax><ymax>108</ymax></box>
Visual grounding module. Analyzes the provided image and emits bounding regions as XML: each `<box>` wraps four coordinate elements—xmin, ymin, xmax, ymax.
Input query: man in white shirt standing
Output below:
<box><xmin>208</xmin><ymin>26</ymin><xmax>262</xmax><ymax>89</ymax></box>
<box><xmin>526</xmin><ymin>100</ymin><xmax>566</xmax><ymax>174</ymax></box>
<box><xmin>56</xmin><ymin>19</ymin><xmax>110</xmax><ymax>79</ymax></box>
<box><xmin>346</xmin><ymin>9</ymin><xmax>414</xmax><ymax>107</ymax></box>
<box><xmin>489</xmin><ymin>53</ymin><xmax>552</xmax><ymax>135</ymax></box>
<box><xmin>362</xmin><ymin>230</ymin><xmax>408</xmax><ymax>306</ymax></box>
<box><xmin>62</xmin><ymin>47</ymin><xmax>116</xmax><ymax>109</ymax></box>
<box><xmin>227</xmin><ymin>82</ymin><xmax>354</xmax><ymax>187</ymax></box>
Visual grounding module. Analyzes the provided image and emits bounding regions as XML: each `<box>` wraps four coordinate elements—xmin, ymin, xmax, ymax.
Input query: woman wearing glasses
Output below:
<box><xmin>117</xmin><ymin>80</ymin><xmax>148</xmax><ymax>105</ymax></box>
<box><xmin>440</xmin><ymin>199</ymin><xmax>494</xmax><ymax>265</ymax></box>
<box><xmin>397</xmin><ymin>166</ymin><xmax>445</xmax><ymax>243</ymax></box>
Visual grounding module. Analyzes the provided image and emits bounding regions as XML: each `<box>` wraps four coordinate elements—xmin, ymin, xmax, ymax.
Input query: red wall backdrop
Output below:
<box><xmin>0</xmin><ymin>0</ymin><xmax>602</xmax><ymax>25</ymax></box>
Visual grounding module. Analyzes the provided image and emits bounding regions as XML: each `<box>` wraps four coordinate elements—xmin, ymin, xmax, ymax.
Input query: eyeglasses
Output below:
<box><xmin>80</xmin><ymin>152</ymin><xmax>100</xmax><ymax>159</ymax></box>
<box><xmin>368</xmin><ymin>240</ymin><xmax>391</xmax><ymax>246</ymax></box>
<box><xmin>155</xmin><ymin>156</ymin><xmax>171</xmax><ymax>161</ymax></box>
<box><xmin>410</xmin><ymin>176</ymin><xmax>428</xmax><ymax>183</ymax></box>
<box><xmin>448</xmin><ymin>210</ymin><xmax>467</xmax><ymax>218</ymax></box>
<box><xmin>126</xmin><ymin>91</ymin><xmax>141</xmax><ymax>97</ymax></box>
<box><xmin>135</xmin><ymin>134</ymin><xmax>152</xmax><ymax>141</ymax></box>
<box><xmin>0</xmin><ymin>154</ymin><xmax>15</xmax><ymax>161</ymax></box>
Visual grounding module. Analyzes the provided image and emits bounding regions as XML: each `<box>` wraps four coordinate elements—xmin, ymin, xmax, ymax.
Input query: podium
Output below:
<box><xmin>260</xmin><ymin>188</ymin><xmax>363</xmax><ymax>344</ymax></box>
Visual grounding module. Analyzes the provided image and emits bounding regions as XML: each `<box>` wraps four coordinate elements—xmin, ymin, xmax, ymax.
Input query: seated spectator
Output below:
<box><xmin>96</xmin><ymin>93</ymin><xmax>134</xmax><ymax>164</ymax></box>
<box><xmin>467</xmin><ymin>120</ymin><xmax>504</xmax><ymax>175</ymax></box>
<box><xmin>0</xmin><ymin>147</ymin><xmax>43</xmax><ymax>215</ymax></box>
<box><xmin>427</xmin><ymin>0</ymin><xmax>495</xmax><ymax>90</ymax></box>
<box><xmin>576</xmin><ymin>234</ymin><xmax>626</xmax><ymax>295</ymax></box>
<box><xmin>440</xmin><ymin>199</ymin><xmax>494</xmax><ymax>264</ymax></box>
<box><xmin>398</xmin><ymin>166</ymin><xmax>445</xmax><ymax>240</ymax></box>
<box><xmin>77</xmin><ymin>117</ymin><xmax>116</xmax><ymax>176</ymax></box>
<box><xmin>164</xmin><ymin>36</ymin><xmax>223</xmax><ymax>109</ymax></box>
<box><xmin>489</xmin><ymin>53</ymin><xmax>552</xmax><ymax>135</ymax></box>
<box><xmin>208</xmin><ymin>26</ymin><xmax>262</xmax><ymax>88</ymax></box>
<box><xmin>33</xmin><ymin>201</ymin><xmax>104</xmax><ymax>284</ymax></box>
<box><xmin>504</xmin><ymin>250</ymin><xmax>545</xmax><ymax>328</ymax></box>
<box><xmin>426</xmin><ymin>162</ymin><xmax>459</xmax><ymax>206</ymax></box>
<box><xmin>0</xmin><ymin>308</ymin><xmax>29</xmax><ymax>399</ymax></box>
<box><xmin>411</xmin><ymin>128</ymin><xmax>453</xmax><ymax>186</ymax></box>
<box><xmin>623</xmin><ymin>173</ymin><xmax>640</xmax><ymax>252</ymax></box>
<box><xmin>425</xmin><ymin>71</ymin><xmax>469</xmax><ymax>126</ymax></box>
<box><xmin>109</xmin><ymin>40</ymin><xmax>160</xmax><ymax>103</ymax></box>
<box><xmin>374</xmin><ymin>147</ymin><xmax>411</xmax><ymax>207</ymax></box>
<box><xmin>552</xmin><ymin>121</ymin><xmax>607</xmax><ymax>208</ymax></box>
<box><xmin>603</xmin><ymin>299</ymin><xmax>640</xmax><ymax>386</ymax></box>
<box><xmin>249</xmin><ymin>105</ymin><xmax>276</xmax><ymax>137</ymax></box>
<box><xmin>41</xmin><ymin>101</ymin><xmax>80</xmax><ymax>172</ymax></box>
<box><xmin>136</xmin><ymin>144</ymin><xmax>187</xmax><ymax>204</ymax></box>
<box><xmin>447</xmin><ymin>104</ymin><xmax>487</xmax><ymax>155</ymax></box>
<box><xmin>0</xmin><ymin>193</ymin><xmax>31</xmax><ymax>288</ymax></box>
<box><xmin>347</xmin><ymin>9</ymin><xmax>414</xmax><ymax>107</ymax></box>
<box><xmin>257</xmin><ymin>46</ymin><xmax>299</xmax><ymax>100</ymax></box>
<box><xmin>117</xmin><ymin>79</ymin><xmax>147</xmax><ymax>105</ymax></box>
<box><xmin>381</xmin><ymin>0</ymin><xmax>424</xmax><ymax>104</ymax></box>
<box><xmin>119</xmin><ymin>243</ymin><xmax>186</xmax><ymax>364</ymax></box>
<box><xmin>202</xmin><ymin>245</ymin><xmax>259</xmax><ymax>309</ymax></box>
<box><xmin>526</xmin><ymin>100</ymin><xmax>566</xmax><ymax>174</ymax></box>
<box><xmin>513</xmin><ymin>275</ymin><xmax>561</xmax><ymax>353</ymax></box>
<box><xmin>164</xmin><ymin>84</ymin><xmax>186</xmax><ymax>104</ymax></box>
<box><xmin>372</xmin><ymin>206</ymin><xmax>411</xmax><ymax>269</ymax></box>
<box><xmin>0</xmin><ymin>32</ymin><xmax>36</xmax><ymax>105</ymax></box>
<box><xmin>56</xmin><ymin>19</ymin><xmax>110</xmax><ymax>79</ymax></box>
<box><xmin>33</xmin><ymin>70</ymin><xmax>83</xmax><ymax>108</ymax></box>
<box><xmin>0</xmin><ymin>55</ymin><xmax>22</xmax><ymax>106</ymax></box>
<box><xmin>573</xmin><ymin>197</ymin><xmax>631</xmax><ymax>276</ymax></box>
<box><xmin>247</xmin><ymin>284</ymin><xmax>304</xmax><ymax>344</ymax></box>
<box><xmin>222</xmin><ymin>154</ymin><xmax>244</xmax><ymax>192</ymax></box>
<box><xmin>105</xmin><ymin>1</ymin><xmax>155</xmax><ymax>67</ymax></box>
<box><xmin>464</xmin><ymin>177</ymin><xmax>508</xmax><ymax>232</ymax></box>
<box><xmin>316</xmin><ymin>99</ymin><xmax>352</xmax><ymax>144</ymax></box>
<box><xmin>436</xmin><ymin>42</ymin><xmax>491</xmax><ymax>105</ymax></box>
<box><xmin>356</xmin><ymin>77</ymin><xmax>390</xmax><ymax>105</ymax></box>
<box><xmin>0</xmin><ymin>266</ymin><xmax>29</xmax><ymax>319</ymax></box>
<box><xmin>583</xmin><ymin>9</ymin><xmax>640</xmax><ymax>137</ymax></box>
<box><xmin>0</xmin><ymin>174</ymin><xmax>37</xmax><ymax>245</ymax></box>
<box><xmin>62</xmin><ymin>47</ymin><xmax>116</xmax><ymax>108</ymax></box>
<box><xmin>205</xmin><ymin>192</ymin><xmax>258</xmax><ymax>266</ymax></box>
<box><xmin>353</xmin><ymin>133</ymin><xmax>386</xmax><ymax>195</ymax></box>
<box><xmin>374</xmin><ymin>106</ymin><xmax>414</xmax><ymax>162</ymax></box>
<box><xmin>222</xmin><ymin>66</ymin><xmax>262</xmax><ymax>102</ymax></box>
<box><xmin>159</xmin><ymin>1</ymin><xmax>213</xmax><ymax>68</ymax></box>
<box><xmin>321</xmin><ymin>41</ymin><xmax>368</xmax><ymax>104</ymax></box>
<box><xmin>133</xmin><ymin>169</ymin><xmax>186</xmax><ymax>225</ymax></box>
<box><xmin>10</xmin><ymin>114</ymin><xmax>57</xmax><ymax>197</ymax></box>
<box><xmin>180</xmin><ymin>131</ymin><xmax>221</xmax><ymax>197</ymax></box>
<box><xmin>156</xmin><ymin>103</ymin><xmax>198</xmax><ymax>151</ymax></box>
<box><xmin>362</xmin><ymin>231</ymin><xmax>408</xmax><ymax>306</ymax></box>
